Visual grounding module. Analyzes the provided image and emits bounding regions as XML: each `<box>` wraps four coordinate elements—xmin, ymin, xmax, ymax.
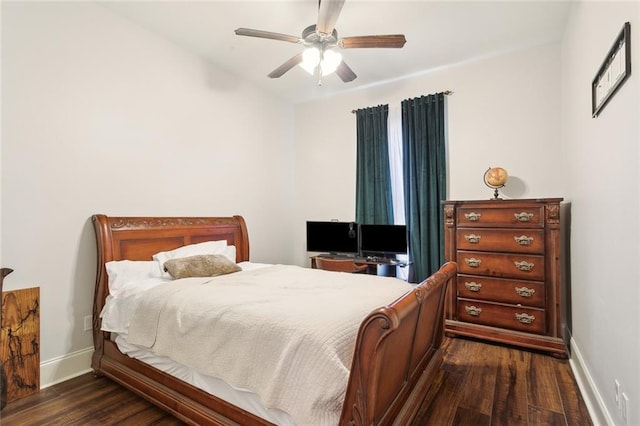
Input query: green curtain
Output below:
<box><xmin>355</xmin><ymin>105</ymin><xmax>394</xmax><ymax>225</ymax></box>
<box><xmin>401</xmin><ymin>93</ymin><xmax>447</xmax><ymax>283</ymax></box>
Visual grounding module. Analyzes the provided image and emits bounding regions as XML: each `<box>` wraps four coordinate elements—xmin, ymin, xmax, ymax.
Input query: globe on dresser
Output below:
<box><xmin>483</xmin><ymin>167</ymin><xmax>508</xmax><ymax>199</ymax></box>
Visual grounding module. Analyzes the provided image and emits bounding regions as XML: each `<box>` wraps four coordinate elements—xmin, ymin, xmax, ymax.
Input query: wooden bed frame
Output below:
<box><xmin>91</xmin><ymin>214</ymin><xmax>456</xmax><ymax>426</ymax></box>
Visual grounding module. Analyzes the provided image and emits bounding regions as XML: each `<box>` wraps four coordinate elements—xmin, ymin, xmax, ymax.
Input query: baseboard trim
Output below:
<box><xmin>569</xmin><ymin>337</ymin><xmax>614</xmax><ymax>426</ymax></box>
<box><xmin>40</xmin><ymin>347</ymin><xmax>93</xmax><ymax>389</ymax></box>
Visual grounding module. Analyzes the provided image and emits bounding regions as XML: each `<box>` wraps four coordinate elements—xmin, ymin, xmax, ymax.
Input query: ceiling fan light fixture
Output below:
<box><xmin>320</xmin><ymin>50</ymin><xmax>342</xmax><ymax>75</ymax></box>
<box><xmin>300</xmin><ymin>47</ymin><xmax>320</xmax><ymax>75</ymax></box>
<box><xmin>300</xmin><ymin>47</ymin><xmax>342</xmax><ymax>76</ymax></box>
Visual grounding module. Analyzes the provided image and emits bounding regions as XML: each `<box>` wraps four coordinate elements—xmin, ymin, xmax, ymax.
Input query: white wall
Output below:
<box><xmin>1</xmin><ymin>2</ymin><xmax>295</xmax><ymax>385</ymax></box>
<box><xmin>561</xmin><ymin>2</ymin><xmax>639</xmax><ymax>425</ymax></box>
<box><xmin>292</xmin><ymin>43</ymin><xmax>564</xmax><ymax>266</ymax></box>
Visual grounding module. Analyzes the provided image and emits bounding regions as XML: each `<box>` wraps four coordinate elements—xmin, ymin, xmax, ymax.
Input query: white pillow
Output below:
<box><xmin>105</xmin><ymin>260</ymin><xmax>163</xmax><ymax>297</ymax></box>
<box><xmin>153</xmin><ymin>240</ymin><xmax>235</xmax><ymax>277</ymax></box>
<box><xmin>224</xmin><ymin>245</ymin><xmax>237</xmax><ymax>263</ymax></box>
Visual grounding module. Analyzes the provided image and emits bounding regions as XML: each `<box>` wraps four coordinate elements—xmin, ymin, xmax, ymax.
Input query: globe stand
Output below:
<box><xmin>489</xmin><ymin>185</ymin><xmax>504</xmax><ymax>200</ymax></box>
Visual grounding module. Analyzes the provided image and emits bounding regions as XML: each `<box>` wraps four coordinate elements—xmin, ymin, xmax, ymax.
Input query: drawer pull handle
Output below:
<box><xmin>465</xmin><ymin>282</ymin><xmax>482</xmax><ymax>292</ymax></box>
<box><xmin>515</xmin><ymin>286</ymin><xmax>535</xmax><ymax>297</ymax></box>
<box><xmin>514</xmin><ymin>261</ymin><xmax>534</xmax><ymax>271</ymax></box>
<box><xmin>464</xmin><ymin>234</ymin><xmax>481</xmax><ymax>243</ymax></box>
<box><xmin>465</xmin><ymin>306</ymin><xmax>482</xmax><ymax>316</ymax></box>
<box><xmin>514</xmin><ymin>235</ymin><xmax>534</xmax><ymax>245</ymax></box>
<box><xmin>514</xmin><ymin>212</ymin><xmax>534</xmax><ymax>222</ymax></box>
<box><xmin>464</xmin><ymin>212</ymin><xmax>481</xmax><ymax>221</ymax></box>
<box><xmin>515</xmin><ymin>313</ymin><xmax>536</xmax><ymax>324</ymax></box>
<box><xmin>465</xmin><ymin>258</ymin><xmax>482</xmax><ymax>267</ymax></box>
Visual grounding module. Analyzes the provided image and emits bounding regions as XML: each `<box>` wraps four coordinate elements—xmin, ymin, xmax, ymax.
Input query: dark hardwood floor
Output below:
<box><xmin>412</xmin><ymin>338</ymin><xmax>592</xmax><ymax>426</ymax></box>
<box><xmin>0</xmin><ymin>337</ymin><xmax>592</xmax><ymax>426</ymax></box>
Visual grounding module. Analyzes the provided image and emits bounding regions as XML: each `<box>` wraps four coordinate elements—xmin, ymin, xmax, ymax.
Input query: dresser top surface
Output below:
<box><xmin>442</xmin><ymin>198</ymin><xmax>564</xmax><ymax>205</ymax></box>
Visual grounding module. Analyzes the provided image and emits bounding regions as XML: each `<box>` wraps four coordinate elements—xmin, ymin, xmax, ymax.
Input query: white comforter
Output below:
<box><xmin>124</xmin><ymin>264</ymin><xmax>412</xmax><ymax>426</ymax></box>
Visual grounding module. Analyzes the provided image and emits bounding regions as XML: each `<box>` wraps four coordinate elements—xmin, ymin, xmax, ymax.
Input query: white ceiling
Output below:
<box><xmin>97</xmin><ymin>1</ymin><xmax>571</xmax><ymax>104</ymax></box>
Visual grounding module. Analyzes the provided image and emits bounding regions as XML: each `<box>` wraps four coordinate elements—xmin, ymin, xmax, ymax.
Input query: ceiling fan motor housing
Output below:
<box><xmin>302</xmin><ymin>25</ymin><xmax>338</xmax><ymax>47</ymax></box>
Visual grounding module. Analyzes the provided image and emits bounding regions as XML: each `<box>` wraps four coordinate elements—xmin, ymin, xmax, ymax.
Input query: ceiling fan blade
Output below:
<box><xmin>336</xmin><ymin>61</ymin><xmax>357</xmax><ymax>83</ymax></box>
<box><xmin>268</xmin><ymin>52</ymin><xmax>304</xmax><ymax>78</ymax></box>
<box><xmin>339</xmin><ymin>34</ymin><xmax>407</xmax><ymax>49</ymax></box>
<box><xmin>235</xmin><ymin>28</ymin><xmax>302</xmax><ymax>44</ymax></box>
<box><xmin>316</xmin><ymin>0</ymin><xmax>345</xmax><ymax>35</ymax></box>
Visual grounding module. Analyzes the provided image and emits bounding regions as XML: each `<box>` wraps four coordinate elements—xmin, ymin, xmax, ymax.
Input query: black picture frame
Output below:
<box><xmin>592</xmin><ymin>22</ymin><xmax>631</xmax><ymax>117</ymax></box>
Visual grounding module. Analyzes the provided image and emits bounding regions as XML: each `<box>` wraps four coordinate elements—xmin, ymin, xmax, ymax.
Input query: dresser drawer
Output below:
<box><xmin>457</xmin><ymin>206</ymin><xmax>544</xmax><ymax>227</ymax></box>
<box><xmin>457</xmin><ymin>299</ymin><xmax>545</xmax><ymax>334</ymax></box>
<box><xmin>457</xmin><ymin>274</ymin><xmax>545</xmax><ymax>307</ymax></box>
<box><xmin>457</xmin><ymin>250</ymin><xmax>545</xmax><ymax>281</ymax></box>
<box><xmin>456</xmin><ymin>228</ymin><xmax>544</xmax><ymax>254</ymax></box>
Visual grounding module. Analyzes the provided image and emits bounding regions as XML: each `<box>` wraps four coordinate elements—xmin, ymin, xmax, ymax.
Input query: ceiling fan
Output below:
<box><xmin>234</xmin><ymin>0</ymin><xmax>406</xmax><ymax>84</ymax></box>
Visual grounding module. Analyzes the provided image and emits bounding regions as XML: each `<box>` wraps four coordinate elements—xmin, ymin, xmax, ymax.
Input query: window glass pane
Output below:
<box><xmin>388</xmin><ymin>103</ymin><xmax>405</xmax><ymax>225</ymax></box>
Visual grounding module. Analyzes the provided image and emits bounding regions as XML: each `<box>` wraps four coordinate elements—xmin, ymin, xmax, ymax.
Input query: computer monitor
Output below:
<box><xmin>359</xmin><ymin>224</ymin><xmax>408</xmax><ymax>257</ymax></box>
<box><xmin>306</xmin><ymin>221</ymin><xmax>359</xmax><ymax>255</ymax></box>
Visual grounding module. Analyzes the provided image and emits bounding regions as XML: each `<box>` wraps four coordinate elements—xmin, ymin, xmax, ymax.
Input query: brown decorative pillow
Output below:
<box><xmin>163</xmin><ymin>254</ymin><xmax>241</xmax><ymax>279</ymax></box>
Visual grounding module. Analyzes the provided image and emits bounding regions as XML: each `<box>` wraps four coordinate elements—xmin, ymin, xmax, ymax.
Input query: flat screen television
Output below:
<box><xmin>306</xmin><ymin>221</ymin><xmax>359</xmax><ymax>255</ymax></box>
<box><xmin>359</xmin><ymin>224</ymin><xmax>408</xmax><ymax>257</ymax></box>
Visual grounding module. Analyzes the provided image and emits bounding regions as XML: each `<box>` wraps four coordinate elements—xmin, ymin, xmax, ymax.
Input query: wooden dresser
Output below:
<box><xmin>442</xmin><ymin>198</ymin><xmax>567</xmax><ymax>357</ymax></box>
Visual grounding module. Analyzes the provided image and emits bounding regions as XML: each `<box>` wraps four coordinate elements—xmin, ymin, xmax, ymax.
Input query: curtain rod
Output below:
<box><xmin>351</xmin><ymin>90</ymin><xmax>453</xmax><ymax>113</ymax></box>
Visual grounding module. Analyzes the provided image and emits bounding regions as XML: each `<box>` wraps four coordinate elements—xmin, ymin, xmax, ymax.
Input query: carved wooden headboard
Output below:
<box><xmin>91</xmin><ymin>214</ymin><xmax>249</xmax><ymax>342</ymax></box>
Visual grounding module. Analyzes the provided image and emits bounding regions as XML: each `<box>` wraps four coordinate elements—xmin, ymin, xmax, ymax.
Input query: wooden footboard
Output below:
<box><xmin>91</xmin><ymin>214</ymin><xmax>456</xmax><ymax>425</ymax></box>
<box><xmin>340</xmin><ymin>262</ymin><xmax>456</xmax><ymax>425</ymax></box>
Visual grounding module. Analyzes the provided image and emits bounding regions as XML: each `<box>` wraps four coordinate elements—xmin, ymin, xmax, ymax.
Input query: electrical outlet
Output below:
<box><xmin>615</xmin><ymin>379</ymin><xmax>622</xmax><ymax>408</ymax></box>
<box><xmin>83</xmin><ymin>315</ymin><xmax>92</xmax><ymax>331</ymax></box>
<box><xmin>621</xmin><ymin>392</ymin><xmax>629</xmax><ymax>424</ymax></box>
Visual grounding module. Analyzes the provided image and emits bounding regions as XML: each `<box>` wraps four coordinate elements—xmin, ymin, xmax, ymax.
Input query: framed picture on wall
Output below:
<box><xmin>592</xmin><ymin>22</ymin><xmax>631</xmax><ymax>117</ymax></box>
